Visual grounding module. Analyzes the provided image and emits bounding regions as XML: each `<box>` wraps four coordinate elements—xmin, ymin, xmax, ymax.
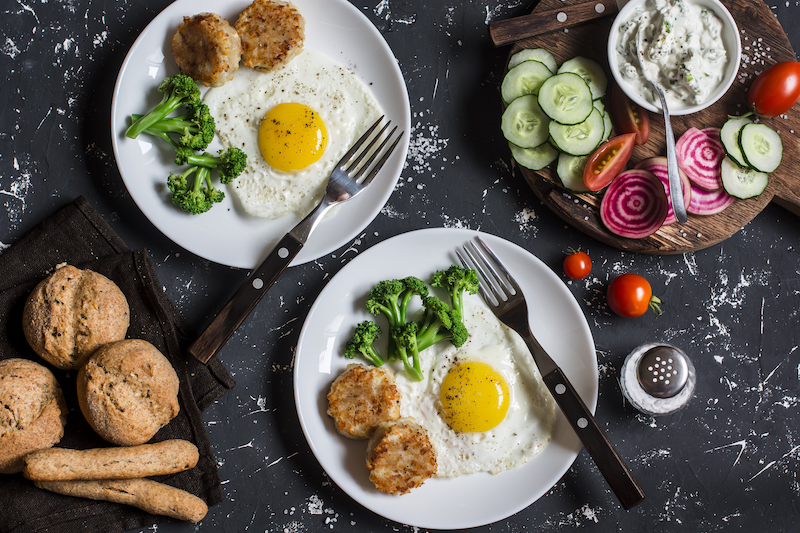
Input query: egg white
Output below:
<box><xmin>204</xmin><ymin>49</ymin><xmax>383</xmax><ymax>219</ymax></box>
<box><xmin>395</xmin><ymin>300</ymin><xmax>556</xmax><ymax>478</ymax></box>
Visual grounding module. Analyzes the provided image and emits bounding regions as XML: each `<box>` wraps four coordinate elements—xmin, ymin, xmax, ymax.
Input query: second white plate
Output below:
<box><xmin>294</xmin><ymin>228</ymin><xmax>598</xmax><ymax>529</ymax></box>
<box><xmin>111</xmin><ymin>0</ymin><xmax>410</xmax><ymax>269</ymax></box>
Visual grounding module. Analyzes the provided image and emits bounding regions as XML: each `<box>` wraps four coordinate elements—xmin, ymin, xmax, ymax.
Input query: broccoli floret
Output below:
<box><xmin>167</xmin><ymin>166</ymin><xmax>224</xmax><ymax>215</ymax></box>
<box><xmin>343</xmin><ymin>321</ymin><xmax>384</xmax><ymax>367</ymax></box>
<box><xmin>365</xmin><ymin>277</ymin><xmax>429</xmax><ymax>329</ymax></box>
<box><xmin>392</xmin><ymin>322</ymin><xmax>423</xmax><ymax>381</ymax></box>
<box><xmin>365</xmin><ymin>277</ymin><xmax>428</xmax><ymax>361</ymax></box>
<box><xmin>130</xmin><ymin>101</ymin><xmax>215</xmax><ymax>150</ymax></box>
<box><xmin>126</xmin><ymin>74</ymin><xmax>202</xmax><ymax>140</ymax></box>
<box><xmin>431</xmin><ymin>265</ymin><xmax>479</xmax><ymax>317</ymax></box>
<box><xmin>175</xmin><ymin>147</ymin><xmax>248</xmax><ymax>184</ymax></box>
<box><xmin>416</xmin><ymin>295</ymin><xmax>468</xmax><ymax>351</ymax></box>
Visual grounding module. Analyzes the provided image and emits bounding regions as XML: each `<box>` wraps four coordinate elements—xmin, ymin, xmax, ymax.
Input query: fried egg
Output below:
<box><xmin>395</xmin><ymin>300</ymin><xmax>556</xmax><ymax>478</ymax></box>
<box><xmin>203</xmin><ymin>49</ymin><xmax>383</xmax><ymax>219</ymax></box>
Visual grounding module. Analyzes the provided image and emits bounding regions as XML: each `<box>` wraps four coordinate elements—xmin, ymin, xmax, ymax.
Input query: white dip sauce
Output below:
<box><xmin>615</xmin><ymin>0</ymin><xmax>729</xmax><ymax>108</ymax></box>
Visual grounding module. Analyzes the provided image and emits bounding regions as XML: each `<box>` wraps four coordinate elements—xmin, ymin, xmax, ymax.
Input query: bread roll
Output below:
<box><xmin>0</xmin><ymin>358</ymin><xmax>67</xmax><ymax>474</ymax></box>
<box><xmin>77</xmin><ymin>339</ymin><xmax>179</xmax><ymax>446</ymax></box>
<box><xmin>23</xmin><ymin>264</ymin><xmax>130</xmax><ymax>370</ymax></box>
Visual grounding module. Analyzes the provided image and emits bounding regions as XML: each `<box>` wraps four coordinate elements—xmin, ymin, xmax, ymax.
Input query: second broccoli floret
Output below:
<box><xmin>343</xmin><ymin>321</ymin><xmax>384</xmax><ymax>367</ymax></box>
<box><xmin>167</xmin><ymin>166</ymin><xmax>224</xmax><ymax>215</ymax></box>
<box><xmin>126</xmin><ymin>74</ymin><xmax>202</xmax><ymax>140</ymax></box>
<box><xmin>416</xmin><ymin>295</ymin><xmax>468</xmax><ymax>352</ymax></box>
<box><xmin>431</xmin><ymin>265</ymin><xmax>479</xmax><ymax>317</ymax></box>
<box><xmin>130</xmin><ymin>101</ymin><xmax>216</xmax><ymax>151</ymax></box>
<box><xmin>175</xmin><ymin>147</ymin><xmax>248</xmax><ymax>184</ymax></box>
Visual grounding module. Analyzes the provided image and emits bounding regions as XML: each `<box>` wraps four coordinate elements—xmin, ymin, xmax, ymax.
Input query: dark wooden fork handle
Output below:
<box><xmin>542</xmin><ymin>367</ymin><xmax>646</xmax><ymax>510</ymax></box>
<box><xmin>187</xmin><ymin>232</ymin><xmax>304</xmax><ymax>364</ymax></box>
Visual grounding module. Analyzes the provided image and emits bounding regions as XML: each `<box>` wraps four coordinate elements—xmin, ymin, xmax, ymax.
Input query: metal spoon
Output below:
<box><xmin>635</xmin><ymin>27</ymin><xmax>688</xmax><ymax>224</ymax></box>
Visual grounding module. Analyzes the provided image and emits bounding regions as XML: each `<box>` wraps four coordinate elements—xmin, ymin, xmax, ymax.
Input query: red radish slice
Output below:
<box><xmin>676</xmin><ymin>127</ymin><xmax>725</xmax><ymax>190</ymax></box>
<box><xmin>600</xmin><ymin>169</ymin><xmax>669</xmax><ymax>238</ymax></box>
<box><xmin>687</xmin><ymin>183</ymin><xmax>734</xmax><ymax>215</ymax></box>
<box><xmin>635</xmin><ymin>157</ymin><xmax>692</xmax><ymax>225</ymax></box>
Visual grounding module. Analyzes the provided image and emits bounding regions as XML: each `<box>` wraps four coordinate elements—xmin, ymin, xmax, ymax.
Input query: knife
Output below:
<box><xmin>489</xmin><ymin>0</ymin><xmax>625</xmax><ymax>47</ymax></box>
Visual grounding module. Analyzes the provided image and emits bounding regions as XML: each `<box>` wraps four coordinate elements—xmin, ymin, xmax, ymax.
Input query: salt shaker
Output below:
<box><xmin>620</xmin><ymin>342</ymin><xmax>696</xmax><ymax>416</ymax></box>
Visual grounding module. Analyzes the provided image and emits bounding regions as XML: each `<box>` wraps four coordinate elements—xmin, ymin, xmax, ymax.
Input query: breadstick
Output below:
<box><xmin>34</xmin><ymin>478</ymin><xmax>208</xmax><ymax>523</ymax></box>
<box><xmin>23</xmin><ymin>439</ymin><xmax>198</xmax><ymax>481</ymax></box>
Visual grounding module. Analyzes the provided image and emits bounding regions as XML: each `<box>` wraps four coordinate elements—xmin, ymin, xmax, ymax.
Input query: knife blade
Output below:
<box><xmin>489</xmin><ymin>0</ymin><xmax>625</xmax><ymax>47</ymax></box>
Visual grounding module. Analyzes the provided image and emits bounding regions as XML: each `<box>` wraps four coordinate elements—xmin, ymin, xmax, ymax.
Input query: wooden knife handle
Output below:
<box><xmin>542</xmin><ymin>367</ymin><xmax>646</xmax><ymax>510</ymax></box>
<box><xmin>489</xmin><ymin>0</ymin><xmax>618</xmax><ymax>47</ymax></box>
<box><xmin>187</xmin><ymin>232</ymin><xmax>304</xmax><ymax>364</ymax></box>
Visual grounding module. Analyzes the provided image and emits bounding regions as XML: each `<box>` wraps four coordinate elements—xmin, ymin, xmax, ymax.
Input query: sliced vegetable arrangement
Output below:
<box><xmin>501</xmin><ymin>49</ymin><xmax>610</xmax><ymax>174</ymax></box>
<box><xmin>502</xmin><ymin>49</ymin><xmax>790</xmax><ymax>241</ymax></box>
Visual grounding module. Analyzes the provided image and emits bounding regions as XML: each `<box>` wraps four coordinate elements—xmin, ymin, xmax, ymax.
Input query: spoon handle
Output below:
<box><xmin>655</xmin><ymin>87</ymin><xmax>688</xmax><ymax>223</ymax></box>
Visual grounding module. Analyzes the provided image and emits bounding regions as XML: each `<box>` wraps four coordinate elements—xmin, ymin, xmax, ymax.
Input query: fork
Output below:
<box><xmin>457</xmin><ymin>237</ymin><xmax>646</xmax><ymax>510</ymax></box>
<box><xmin>188</xmin><ymin>116</ymin><xmax>403</xmax><ymax>364</ymax></box>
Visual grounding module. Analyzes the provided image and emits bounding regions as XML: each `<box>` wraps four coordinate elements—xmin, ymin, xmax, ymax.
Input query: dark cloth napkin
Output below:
<box><xmin>0</xmin><ymin>196</ymin><xmax>236</xmax><ymax>533</ymax></box>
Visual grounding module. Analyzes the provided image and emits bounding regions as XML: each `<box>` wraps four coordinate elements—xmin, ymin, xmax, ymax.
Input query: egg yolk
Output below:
<box><xmin>439</xmin><ymin>361</ymin><xmax>510</xmax><ymax>433</ymax></box>
<box><xmin>258</xmin><ymin>103</ymin><xmax>328</xmax><ymax>172</ymax></box>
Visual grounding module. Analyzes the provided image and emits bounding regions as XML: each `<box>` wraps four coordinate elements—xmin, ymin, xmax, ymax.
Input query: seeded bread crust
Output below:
<box><xmin>77</xmin><ymin>339</ymin><xmax>180</xmax><ymax>446</ymax></box>
<box><xmin>22</xmin><ymin>264</ymin><xmax>130</xmax><ymax>370</ymax></box>
<box><xmin>235</xmin><ymin>0</ymin><xmax>305</xmax><ymax>71</ymax></box>
<box><xmin>35</xmin><ymin>478</ymin><xmax>208</xmax><ymax>523</ymax></box>
<box><xmin>23</xmin><ymin>439</ymin><xmax>199</xmax><ymax>481</ymax></box>
<box><xmin>0</xmin><ymin>358</ymin><xmax>67</xmax><ymax>474</ymax></box>
<box><xmin>172</xmin><ymin>12</ymin><xmax>242</xmax><ymax>87</ymax></box>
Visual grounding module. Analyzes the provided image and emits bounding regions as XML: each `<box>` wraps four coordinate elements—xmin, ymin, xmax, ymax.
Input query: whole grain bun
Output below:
<box><xmin>23</xmin><ymin>264</ymin><xmax>130</xmax><ymax>370</ymax></box>
<box><xmin>77</xmin><ymin>339</ymin><xmax>180</xmax><ymax>446</ymax></box>
<box><xmin>0</xmin><ymin>358</ymin><xmax>68</xmax><ymax>474</ymax></box>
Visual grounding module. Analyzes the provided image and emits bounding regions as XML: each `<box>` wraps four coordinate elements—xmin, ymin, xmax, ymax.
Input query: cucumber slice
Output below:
<box><xmin>501</xmin><ymin>60</ymin><xmax>554</xmax><ymax>103</ymax></box>
<box><xmin>548</xmin><ymin>108</ymin><xmax>605</xmax><ymax>156</ymax></box>
<box><xmin>556</xmin><ymin>153</ymin><xmax>592</xmax><ymax>192</ymax></box>
<box><xmin>500</xmin><ymin>94</ymin><xmax>550</xmax><ymax>149</ymax></box>
<box><xmin>509</xmin><ymin>141</ymin><xmax>559</xmax><ymax>171</ymax></box>
<box><xmin>558</xmin><ymin>56</ymin><xmax>607</xmax><ymax>100</ymax></box>
<box><xmin>593</xmin><ymin>99</ymin><xmax>605</xmax><ymax>114</ymax></box>
<box><xmin>602</xmin><ymin>111</ymin><xmax>612</xmax><ymax>142</ymax></box>
<box><xmin>739</xmin><ymin>123</ymin><xmax>783</xmax><ymax>173</ymax></box>
<box><xmin>538</xmin><ymin>72</ymin><xmax>594</xmax><ymax>125</ymax></box>
<box><xmin>508</xmin><ymin>48</ymin><xmax>558</xmax><ymax>73</ymax></box>
<box><xmin>720</xmin><ymin>156</ymin><xmax>768</xmax><ymax>199</ymax></box>
<box><xmin>720</xmin><ymin>116</ymin><xmax>752</xmax><ymax>168</ymax></box>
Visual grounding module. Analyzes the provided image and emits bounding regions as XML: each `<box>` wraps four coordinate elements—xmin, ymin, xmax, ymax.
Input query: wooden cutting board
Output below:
<box><xmin>511</xmin><ymin>0</ymin><xmax>800</xmax><ymax>254</ymax></box>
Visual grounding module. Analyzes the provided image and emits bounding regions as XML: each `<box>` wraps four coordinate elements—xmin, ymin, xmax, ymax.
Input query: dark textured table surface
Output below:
<box><xmin>2</xmin><ymin>0</ymin><xmax>800</xmax><ymax>531</ymax></box>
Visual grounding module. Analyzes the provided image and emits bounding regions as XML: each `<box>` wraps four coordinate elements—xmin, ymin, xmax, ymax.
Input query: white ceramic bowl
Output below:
<box><xmin>607</xmin><ymin>0</ymin><xmax>741</xmax><ymax>116</ymax></box>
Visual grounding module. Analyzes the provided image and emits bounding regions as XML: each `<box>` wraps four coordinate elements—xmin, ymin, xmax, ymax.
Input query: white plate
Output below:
<box><xmin>111</xmin><ymin>0</ymin><xmax>410</xmax><ymax>269</ymax></box>
<box><xmin>294</xmin><ymin>228</ymin><xmax>598</xmax><ymax>529</ymax></box>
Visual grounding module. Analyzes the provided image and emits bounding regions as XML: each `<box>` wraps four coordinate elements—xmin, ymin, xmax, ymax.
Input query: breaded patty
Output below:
<box><xmin>327</xmin><ymin>364</ymin><xmax>401</xmax><ymax>440</ymax></box>
<box><xmin>365</xmin><ymin>418</ymin><xmax>437</xmax><ymax>495</ymax></box>
<box><xmin>235</xmin><ymin>0</ymin><xmax>305</xmax><ymax>71</ymax></box>
<box><xmin>172</xmin><ymin>12</ymin><xmax>242</xmax><ymax>87</ymax></box>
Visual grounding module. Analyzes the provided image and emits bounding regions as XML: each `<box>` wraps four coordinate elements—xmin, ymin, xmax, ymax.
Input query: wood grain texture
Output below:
<box><xmin>511</xmin><ymin>0</ymin><xmax>799</xmax><ymax>254</ymax></box>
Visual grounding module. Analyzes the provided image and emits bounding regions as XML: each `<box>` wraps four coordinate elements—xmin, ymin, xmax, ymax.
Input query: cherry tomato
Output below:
<box><xmin>563</xmin><ymin>249</ymin><xmax>591</xmax><ymax>280</ymax></box>
<box><xmin>611</xmin><ymin>83</ymin><xmax>650</xmax><ymax>146</ymax></box>
<box><xmin>606</xmin><ymin>273</ymin><xmax>662</xmax><ymax>318</ymax></box>
<box><xmin>748</xmin><ymin>61</ymin><xmax>800</xmax><ymax>118</ymax></box>
<box><xmin>583</xmin><ymin>133</ymin><xmax>636</xmax><ymax>192</ymax></box>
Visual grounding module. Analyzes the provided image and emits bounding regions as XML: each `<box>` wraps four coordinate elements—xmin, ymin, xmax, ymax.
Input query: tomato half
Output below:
<box><xmin>607</xmin><ymin>273</ymin><xmax>662</xmax><ymax>318</ymax></box>
<box><xmin>611</xmin><ymin>84</ymin><xmax>651</xmax><ymax>145</ymax></box>
<box><xmin>748</xmin><ymin>61</ymin><xmax>800</xmax><ymax>118</ymax></box>
<box><xmin>563</xmin><ymin>249</ymin><xmax>591</xmax><ymax>280</ymax></box>
<box><xmin>583</xmin><ymin>133</ymin><xmax>636</xmax><ymax>192</ymax></box>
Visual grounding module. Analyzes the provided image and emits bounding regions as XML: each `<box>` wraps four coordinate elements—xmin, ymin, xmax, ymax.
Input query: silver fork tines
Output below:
<box><xmin>457</xmin><ymin>236</ymin><xmax>646</xmax><ymax>510</ymax></box>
